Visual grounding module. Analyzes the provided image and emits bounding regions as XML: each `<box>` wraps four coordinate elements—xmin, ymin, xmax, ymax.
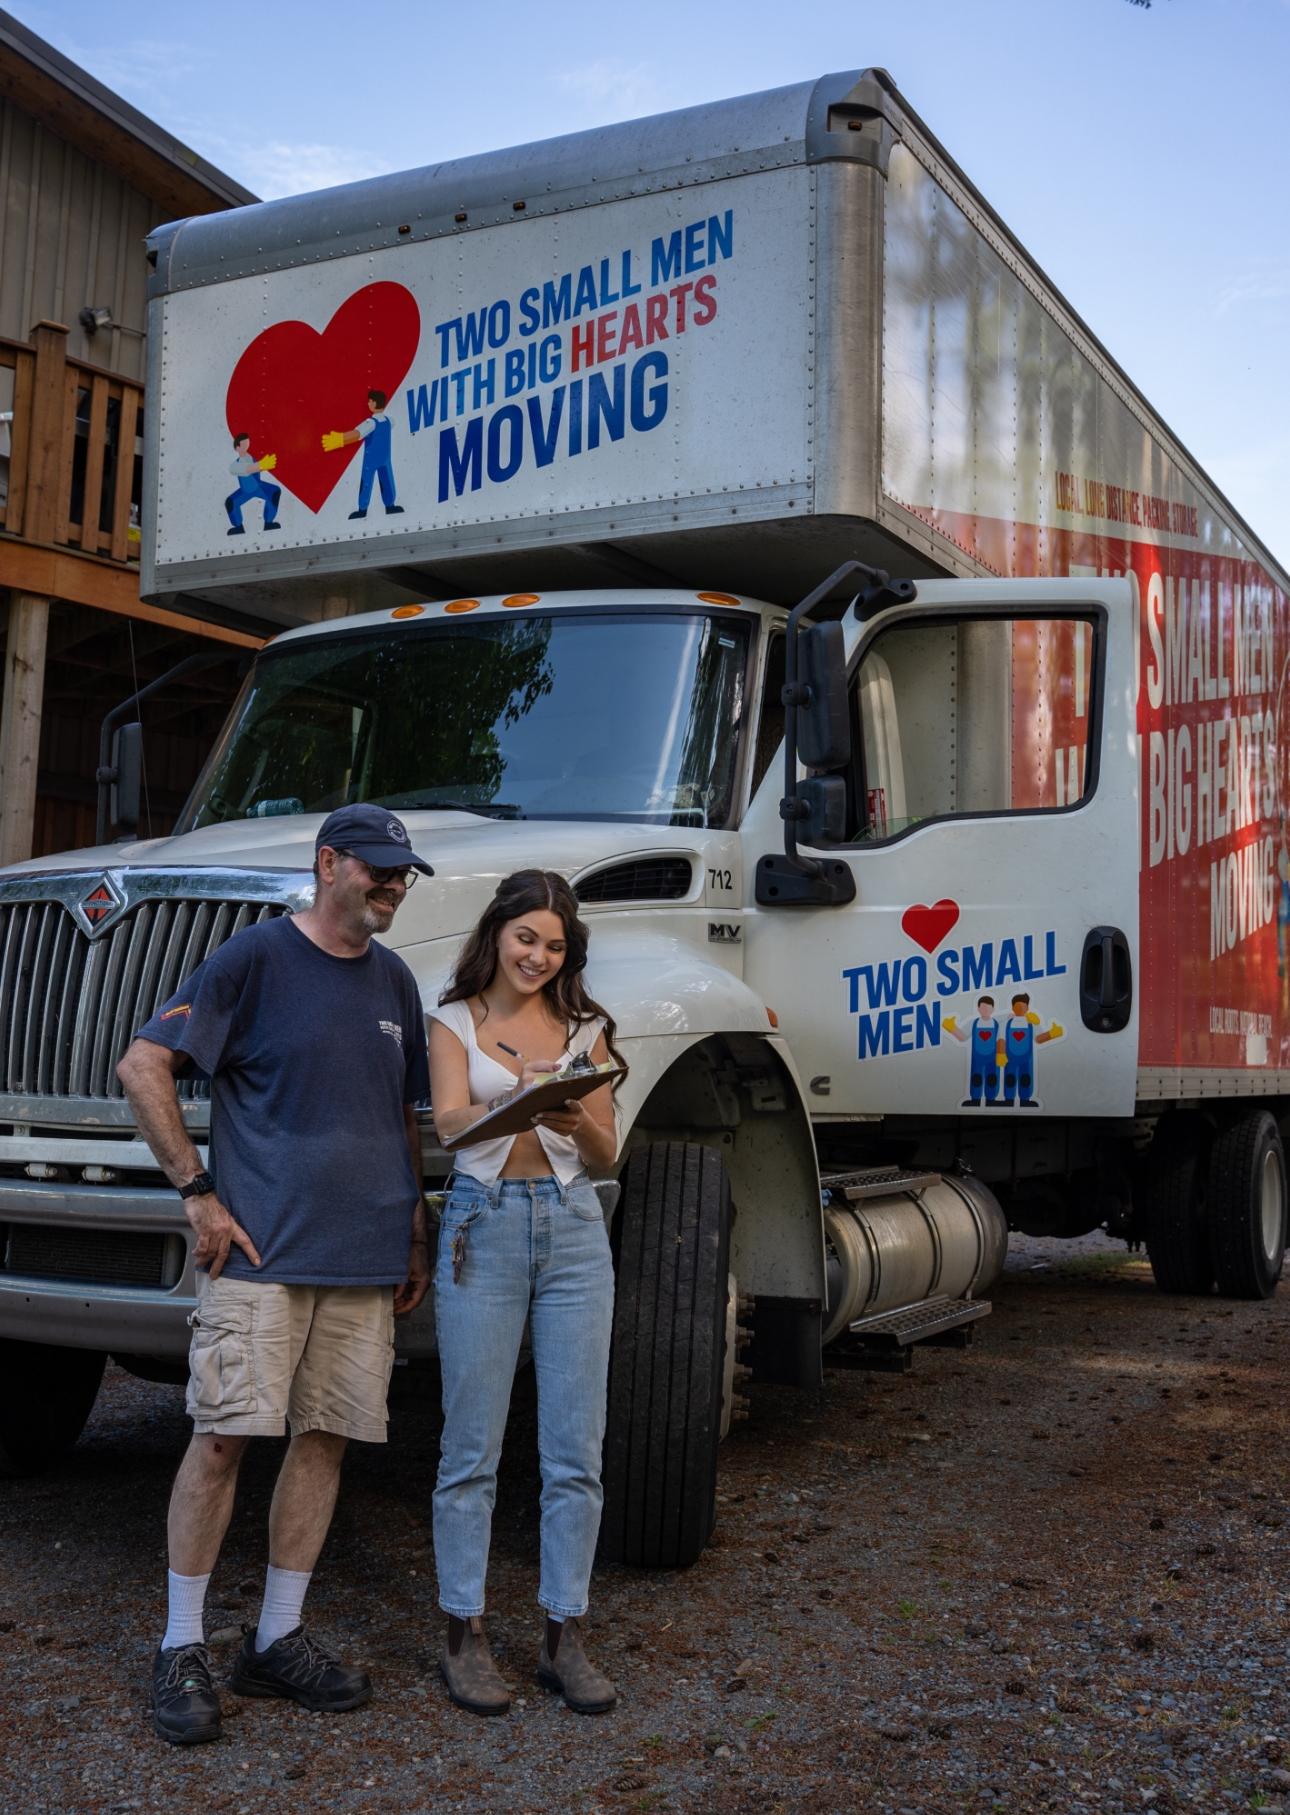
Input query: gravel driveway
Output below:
<box><xmin>2</xmin><ymin>1234</ymin><xmax>1287</xmax><ymax>1814</ymax></box>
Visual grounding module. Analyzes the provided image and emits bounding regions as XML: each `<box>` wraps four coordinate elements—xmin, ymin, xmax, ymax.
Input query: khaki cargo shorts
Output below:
<box><xmin>186</xmin><ymin>1273</ymin><xmax>396</xmax><ymax>1443</ymax></box>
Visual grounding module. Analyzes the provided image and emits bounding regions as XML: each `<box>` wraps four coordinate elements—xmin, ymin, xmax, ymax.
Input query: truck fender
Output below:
<box><xmin>613</xmin><ymin>1023</ymin><xmax>825</xmax><ymax>1321</ymax></box>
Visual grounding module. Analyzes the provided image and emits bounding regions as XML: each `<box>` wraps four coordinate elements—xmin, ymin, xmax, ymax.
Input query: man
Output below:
<box><xmin>321</xmin><ymin>388</ymin><xmax>404</xmax><ymax>521</ymax></box>
<box><xmin>224</xmin><ymin>432</ymin><xmax>281</xmax><ymax>535</ymax></box>
<box><xmin>118</xmin><ymin>805</ymin><xmax>434</xmax><ymax>1746</ymax></box>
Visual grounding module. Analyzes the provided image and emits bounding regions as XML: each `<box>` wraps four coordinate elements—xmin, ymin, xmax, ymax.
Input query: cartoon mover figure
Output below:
<box><xmin>944</xmin><ymin>994</ymin><xmax>1002</xmax><ymax>1107</ymax></box>
<box><xmin>946</xmin><ymin>991</ymin><xmax>1063</xmax><ymax>1108</ymax></box>
<box><xmin>321</xmin><ymin>389</ymin><xmax>404</xmax><ymax>521</ymax></box>
<box><xmin>225</xmin><ymin>434</ymin><xmax>280</xmax><ymax>536</ymax></box>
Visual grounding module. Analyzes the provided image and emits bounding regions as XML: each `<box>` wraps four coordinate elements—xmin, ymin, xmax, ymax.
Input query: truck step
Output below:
<box><xmin>828</xmin><ymin>1295</ymin><xmax>991</xmax><ymax>1373</ymax></box>
<box><xmin>822</xmin><ymin>1166</ymin><xmax>942</xmax><ymax>1201</ymax></box>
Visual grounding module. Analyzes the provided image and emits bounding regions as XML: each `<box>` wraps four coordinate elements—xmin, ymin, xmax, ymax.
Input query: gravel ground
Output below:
<box><xmin>2</xmin><ymin>1234</ymin><xmax>1287</xmax><ymax>1815</ymax></box>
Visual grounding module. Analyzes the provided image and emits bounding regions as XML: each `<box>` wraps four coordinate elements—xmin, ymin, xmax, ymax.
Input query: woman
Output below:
<box><xmin>427</xmin><ymin>869</ymin><xmax>624</xmax><ymax>1719</ymax></box>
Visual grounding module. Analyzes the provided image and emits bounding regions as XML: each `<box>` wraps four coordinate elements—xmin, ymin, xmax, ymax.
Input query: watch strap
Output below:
<box><xmin>178</xmin><ymin>1169</ymin><xmax>216</xmax><ymax>1200</ymax></box>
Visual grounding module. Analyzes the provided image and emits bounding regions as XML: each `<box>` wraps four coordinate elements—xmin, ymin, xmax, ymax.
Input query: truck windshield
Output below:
<box><xmin>178</xmin><ymin>610</ymin><xmax>751</xmax><ymax>831</ymax></box>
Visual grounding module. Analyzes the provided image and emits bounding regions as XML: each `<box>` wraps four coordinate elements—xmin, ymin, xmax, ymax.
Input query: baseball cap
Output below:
<box><xmin>315</xmin><ymin>804</ymin><xmax>434</xmax><ymax>875</ymax></box>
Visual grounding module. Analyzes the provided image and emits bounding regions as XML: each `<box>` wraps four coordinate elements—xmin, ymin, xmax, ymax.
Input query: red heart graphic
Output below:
<box><xmin>900</xmin><ymin>898</ymin><xmax>960</xmax><ymax>953</ymax></box>
<box><xmin>225</xmin><ymin>282</ymin><xmax>421</xmax><ymax>514</ymax></box>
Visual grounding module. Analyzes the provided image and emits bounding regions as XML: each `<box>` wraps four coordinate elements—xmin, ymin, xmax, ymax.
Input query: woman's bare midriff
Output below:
<box><xmin>499</xmin><ymin>1126</ymin><xmax>556</xmax><ymax>1180</ymax></box>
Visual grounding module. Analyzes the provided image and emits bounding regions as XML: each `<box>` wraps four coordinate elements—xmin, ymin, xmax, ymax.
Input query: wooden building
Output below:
<box><xmin>0</xmin><ymin>10</ymin><xmax>264</xmax><ymax>865</ymax></box>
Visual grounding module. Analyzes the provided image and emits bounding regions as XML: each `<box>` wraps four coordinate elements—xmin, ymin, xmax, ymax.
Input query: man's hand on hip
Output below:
<box><xmin>185</xmin><ymin>1192</ymin><xmax>261</xmax><ymax>1278</ymax></box>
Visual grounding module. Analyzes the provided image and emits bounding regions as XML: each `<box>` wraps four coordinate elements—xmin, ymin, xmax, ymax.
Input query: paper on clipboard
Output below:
<box><xmin>441</xmin><ymin>1063</ymin><xmax>627</xmax><ymax>1152</ymax></box>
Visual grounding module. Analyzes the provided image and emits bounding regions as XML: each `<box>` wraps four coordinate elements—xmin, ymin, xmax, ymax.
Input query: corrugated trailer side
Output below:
<box><xmin>858</xmin><ymin>78</ymin><xmax>1290</xmax><ymax>1103</ymax></box>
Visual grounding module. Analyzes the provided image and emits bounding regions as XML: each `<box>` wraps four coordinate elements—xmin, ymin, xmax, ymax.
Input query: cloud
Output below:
<box><xmin>557</xmin><ymin>58</ymin><xmax>667</xmax><ymax>125</ymax></box>
<box><xmin>1214</xmin><ymin>260</ymin><xmax>1290</xmax><ymax>316</ymax></box>
<box><xmin>254</xmin><ymin>143</ymin><xmax>390</xmax><ymax>200</ymax></box>
<box><xmin>55</xmin><ymin>34</ymin><xmax>205</xmax><ymax>108</ymax></box>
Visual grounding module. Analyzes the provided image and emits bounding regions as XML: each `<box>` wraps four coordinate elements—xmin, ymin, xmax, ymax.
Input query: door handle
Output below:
<box><xmin>1079</xmin><ymin>926</ymin><xmax>1132</xmax><ymax>1033</ymax></box>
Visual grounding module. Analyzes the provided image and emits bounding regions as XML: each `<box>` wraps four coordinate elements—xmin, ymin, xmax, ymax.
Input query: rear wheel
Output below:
<box><xmin>0</xmin><ymin>1341</ymin><xmax>106</xmax><ymax>1474</ymax></box>
<box><xmin>1141</xmin><ymin>1116</ymin><xmax>1214</xmax><ymax>1295</ymax></box>
<box><xmin>1208</xmin><ymin>1111</ymin><xmax>1287</xmax><ymax>1300</ymax></box>
<box><xmin>600</xmin><ymin>1142</ymin><xmax>732</xmax><ymax>1569</ymax></box>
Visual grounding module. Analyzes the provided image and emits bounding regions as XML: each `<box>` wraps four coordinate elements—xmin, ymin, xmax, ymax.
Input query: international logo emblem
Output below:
<box><xmin>76</xmin><ymin>873</ymin><xmax>125</xmax><ymax>935</ymax></box>
<box><xmin>82</xmin><ymin>882</ymin><xmax>116</xmax><ymax>924</ymax></box>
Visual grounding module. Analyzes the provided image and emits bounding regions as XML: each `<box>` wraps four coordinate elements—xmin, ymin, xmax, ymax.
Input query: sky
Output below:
<box><xmin>21</xmin><ymin>0</ymin><xmax>1290</xmax><ymax>568</ymax></box>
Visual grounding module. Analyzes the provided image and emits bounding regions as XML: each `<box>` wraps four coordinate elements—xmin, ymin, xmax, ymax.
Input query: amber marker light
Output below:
<box><xmin>502</xmin><ymin>593</ymin><xmax>541</xmax><ymax>608</ymax></box>
<box><xmin>443</xmin><ymin>598</ymin><xmax>481</xmax><ymax>614</ymax></box>
<box><xmin>697</xmin><ymin>591</ymin><xmax>740</xmax><ymax>605</ymax></box>
<box><xmin>391</xmin><ymin>605</ymin><xmax>425</xmax><ymax>619</ymax></box>
<box><xmin>766</xmin><ymin>1007</ymin><xmax>779</xmax><ymax>1028</ymax></box>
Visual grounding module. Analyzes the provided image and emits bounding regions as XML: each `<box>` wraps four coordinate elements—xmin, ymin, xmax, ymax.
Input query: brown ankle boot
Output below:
<box><xmin>537</xmin><ymin>1616</ymin><xmax>617</xmax><ymax>1714</ymax></box>
<box><xmin>440</xmin><ymin>1616</ymin><xmax>510</xmax><ymax>1716</ymax></box>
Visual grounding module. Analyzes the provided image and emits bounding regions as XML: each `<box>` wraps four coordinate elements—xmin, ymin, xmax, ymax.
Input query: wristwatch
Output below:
<box><xmin>178</xmin><ymin>1170</ymin><xmax>216</xmax><ymax>1200</ymax></box>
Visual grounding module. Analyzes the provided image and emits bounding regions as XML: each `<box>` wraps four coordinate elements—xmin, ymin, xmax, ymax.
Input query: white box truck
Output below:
<box><xmin>1</xmin><ymin>70</ymin><xmax>1286</xmax><ymax>1567</ymax></box>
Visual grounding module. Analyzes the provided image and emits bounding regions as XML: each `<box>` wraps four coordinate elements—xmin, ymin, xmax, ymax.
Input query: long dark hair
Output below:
<box><xmin>440</xmin><ymin>870</ymin><xmax>626</xmax><ymax>1076</ymax></box>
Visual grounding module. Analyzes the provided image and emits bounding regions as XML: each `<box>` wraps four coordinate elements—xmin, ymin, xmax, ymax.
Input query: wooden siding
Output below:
<box><xmin>0</xmin><ymin>95</ymin><xmax>156</xmax><ymax>380</ymax></box>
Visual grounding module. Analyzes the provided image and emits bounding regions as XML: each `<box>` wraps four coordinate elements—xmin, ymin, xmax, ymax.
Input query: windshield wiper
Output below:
<box><xmin>402</xmin><ymin>798</ymin><xmax>527</xmax><ymax>820</ymax></box>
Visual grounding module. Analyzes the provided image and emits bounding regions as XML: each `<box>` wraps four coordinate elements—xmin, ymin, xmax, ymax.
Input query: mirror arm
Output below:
<box><xmin>95</xmin><ymin>650</ymin><xmax>250</xmax><ymax>843</ymax></box>
<box><xmin>777</xmin><ymin>558</ymin><xmax>899</xmax><ymax>875</ymax></box>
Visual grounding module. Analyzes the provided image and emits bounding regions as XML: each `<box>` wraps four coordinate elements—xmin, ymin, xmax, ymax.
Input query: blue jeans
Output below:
<box><xmin>432</xmin><ymin>1172</ymin><xmax>614</xmax><ymax>1619</ymax></box>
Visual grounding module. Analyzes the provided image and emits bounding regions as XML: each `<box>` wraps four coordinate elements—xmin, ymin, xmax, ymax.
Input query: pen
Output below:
<box><xmin>497</xmin><ymin>1041</ymin><xmax>522</xmax><ymax>1059</ymax></box>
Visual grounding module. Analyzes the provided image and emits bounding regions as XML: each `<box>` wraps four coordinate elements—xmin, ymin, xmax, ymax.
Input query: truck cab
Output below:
<box><xmin>0</xmin><ymin>571</ymin><xmax>1146</xmax><ymax>1566</ymax></box>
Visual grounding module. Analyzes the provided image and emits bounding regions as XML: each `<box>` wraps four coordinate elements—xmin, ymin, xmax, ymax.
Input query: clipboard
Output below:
<box><xmin>441</xmin><ymin>1063</ymin><xmax>627</xmax><ymax>1151</ymax></box>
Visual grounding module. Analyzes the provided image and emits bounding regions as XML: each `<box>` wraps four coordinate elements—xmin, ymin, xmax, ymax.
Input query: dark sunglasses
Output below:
<box><xmin>333</xmin><ymin>849</ymin><xmax>419</xmax><ymax>889</ymax></box>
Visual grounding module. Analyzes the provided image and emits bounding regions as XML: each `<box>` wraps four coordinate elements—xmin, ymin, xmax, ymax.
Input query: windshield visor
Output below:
<box><xmin>178</xmin><ymin>610</ymin><xmax>751</xmax><ymax>832</ymax></box>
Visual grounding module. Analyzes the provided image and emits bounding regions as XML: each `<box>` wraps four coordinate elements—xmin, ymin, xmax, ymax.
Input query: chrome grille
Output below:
<box><xmin>0</xmin><ymin>897</ymin><xmax>286</xmax><ymax>1101</ymax></box>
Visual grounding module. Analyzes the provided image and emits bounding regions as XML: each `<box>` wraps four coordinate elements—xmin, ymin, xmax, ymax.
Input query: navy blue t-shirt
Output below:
<box><xmin>137</xmin><ymin>916</ymin><xmax>429</xmax><ymax>1286</ymax></box>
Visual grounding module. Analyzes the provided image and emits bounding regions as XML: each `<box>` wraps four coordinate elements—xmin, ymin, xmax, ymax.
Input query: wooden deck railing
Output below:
<box><xmin>0</xmin><ymin>321</ymin><xmax>142</xmax><ymax>565</ymax></box>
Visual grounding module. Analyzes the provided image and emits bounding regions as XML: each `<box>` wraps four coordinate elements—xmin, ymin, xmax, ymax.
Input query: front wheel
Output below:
<box><xmin>600</xmin><ymin>1142</ymin><xmax>732</xmax><ymax>1569</ymax></box>
<box><xmin>0</xmin><ymin>1341</ymin><xmax>106</xmax><ymax>1474</ymax></box>
<box><xmin>1208</xmin><ymin>1111</ymin><xmax>1287</xmax><ymax>1300</ymax></box>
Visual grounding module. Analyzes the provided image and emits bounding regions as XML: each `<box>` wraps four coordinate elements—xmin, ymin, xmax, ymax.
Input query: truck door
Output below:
<box><xmin>745</xmin><ymin>579</ymin><xmax>1139</xmax><ymax>1120</ymax></box>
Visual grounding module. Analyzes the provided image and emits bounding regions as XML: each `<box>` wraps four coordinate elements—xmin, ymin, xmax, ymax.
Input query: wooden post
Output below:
<box><xmin>0</xmin><ymin>591</ymin><xmax>50</xmax><ymax>866</ymax></box>
<box><xmin>24</xmin><ymin>320</ymin><xmax>70</xmax><ymax>545</ymax></box>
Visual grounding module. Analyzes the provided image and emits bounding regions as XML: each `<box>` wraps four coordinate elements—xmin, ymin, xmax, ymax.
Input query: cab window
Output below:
<box><xmin>851</xmin><ymin>614</ymin><xmax>1096</xmax><ymax>841</ymax></box>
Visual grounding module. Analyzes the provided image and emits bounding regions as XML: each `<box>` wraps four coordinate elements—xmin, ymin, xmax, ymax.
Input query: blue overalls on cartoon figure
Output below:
<box><xmin>355</xmin><ymin>413</ymin><xmax>395</xmax><ymax>513</ymax></box>
<box><xmin>968</xmin><ymin>1017</ymin><xmax>1001</xmax><ymax>1105</ymax></box>
<box><xmin>1001</xmin><ymin>1015</ymin><xmax>1037</xmax><ymax>1106</ymax></box>
<box><xmin>225</xmin><ymin>453</ymin><xmax>280</xmax><ymax>532</ymax></box>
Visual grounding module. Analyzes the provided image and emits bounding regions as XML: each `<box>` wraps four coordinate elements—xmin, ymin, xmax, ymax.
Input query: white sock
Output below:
<box><xmin>162</xmin><ymin>1569</ymin><xmax>211</xmax><ymax>1650</ymax></box>
<box><xmin>255</xmin><ymin>1565</ymin><xmax>312</xmax><ymax>1652</ymax></box>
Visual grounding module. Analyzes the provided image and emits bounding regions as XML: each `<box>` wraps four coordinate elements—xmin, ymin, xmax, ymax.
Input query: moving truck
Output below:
<box><xmin>2</xmin><ymin>69</ymin><xmax>1287</xmax><ymax>1566</ymax></box>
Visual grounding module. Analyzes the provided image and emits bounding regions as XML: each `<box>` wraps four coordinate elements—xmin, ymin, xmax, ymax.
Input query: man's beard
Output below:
<box><xmin>359</xmin><ymin>893</ymin><xmax>397</xmax><ymax>934</ymax></box>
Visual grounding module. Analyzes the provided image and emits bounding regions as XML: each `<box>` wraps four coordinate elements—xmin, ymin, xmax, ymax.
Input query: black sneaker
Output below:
<box><xmin>152</xmin><ymin>1642</ymin><xmax>221</xmax><ymax>1745</ymax></box>
<box><xmin>228</xmin><ymin>1624</ymin><xmax>371</xmax><ymax>1712</ymax></box>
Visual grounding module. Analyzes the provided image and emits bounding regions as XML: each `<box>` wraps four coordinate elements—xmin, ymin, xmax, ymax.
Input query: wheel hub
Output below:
<box><xmin>1259</xmin><ymin>1146</ymin><xmax>1285</xmax><ymax>1266</ymax></box>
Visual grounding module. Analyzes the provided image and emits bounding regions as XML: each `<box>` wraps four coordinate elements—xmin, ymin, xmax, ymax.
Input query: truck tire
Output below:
<box><xmin>0</xmin><ymin>1341</ymin><xmax>106</xmax><ymax>1474</ymax></box>
<box><xmin>600</xmin><ymin>1142</ymin><xmax>731</xmax><ymax>1570</ymax></box>
<box><xmin>1142</xmin><ymin>1117</ymin><xmax>1214</xmax><ymax>1295</ymax></box>
<box><xmin>1207</xmin><ymin>1111</ymin><xmax>1287</xmax><ymax>1300</ymax></box>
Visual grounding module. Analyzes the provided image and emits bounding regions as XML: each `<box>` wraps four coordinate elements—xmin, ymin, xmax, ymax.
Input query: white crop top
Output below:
<box><xmin>427</xmin><ymin>998</ymin><xmax>607</xmax><ymax>1186</ymax></box>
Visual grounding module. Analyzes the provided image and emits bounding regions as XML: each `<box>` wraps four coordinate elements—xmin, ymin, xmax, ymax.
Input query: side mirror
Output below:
<box><xmin>111</xmin><ymin>722</ymin><xmax>143</xmax><ymax>835</ymax></box>
<box><xmin>796</xmin><ymin>775</ymin><xmax>847</xmax><ymax>846</ymax></box>
<box><xmin>796</xmin><ymin>621</ymin><xmax>850</xmax><ymax>770</ymax></box>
